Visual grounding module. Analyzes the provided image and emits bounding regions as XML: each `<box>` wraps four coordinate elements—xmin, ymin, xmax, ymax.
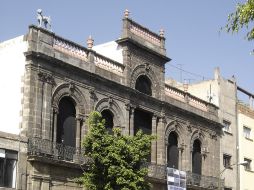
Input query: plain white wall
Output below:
<box><xmin>0</xmin><ymin>36</ymin><xmax>27</xmax><ymax>134</ymax></box>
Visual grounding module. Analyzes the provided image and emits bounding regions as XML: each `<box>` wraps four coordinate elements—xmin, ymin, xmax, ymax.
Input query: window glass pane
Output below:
<box><xmin>4</xmin><ymin>159</ymin><xmax>16</xmax><ymax>188</ymax></box>
<box><xmin>244</xmin><ymin>158</ymin><xmax>252</xmax><ymax>171</ymax></box>
<box><xmin>223</xmin><ymin>154</ymin><xmax>231</xmax><ymax>168</ymax></box>
<box><xmin>223</xmin><ymin>120</ymin><xmax>231</xmax><ymax>132</ymax></box>
<box><xmin>243</xmin><ymin>126</ymin><xmax>251</xmax><ymax>138</ymax></box>
<box><xmin>0</xmin><ymin>158</ymin><xmax>4</xmax><ymax>186</ymax></box>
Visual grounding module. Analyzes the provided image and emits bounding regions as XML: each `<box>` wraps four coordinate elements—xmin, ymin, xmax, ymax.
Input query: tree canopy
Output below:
<box><xmin>225</xmin><ymin>0</ymin><xmax>254</xmax><ymax>40</ymax></box>
<box><xmin>79</xmin><ymin>111</ymin><xmax>154</xmax><ymax>190</ymax></box>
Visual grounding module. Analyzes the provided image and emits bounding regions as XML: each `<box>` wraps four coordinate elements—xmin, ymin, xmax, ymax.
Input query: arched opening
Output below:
<box><xmin>135</xmin><ymin>75</ymin><xmax>152</xmax><ymax>96</ymax></box>
<box><xmin>134</xmin><ymin>109</ymin><xmax>152</xmax><ymax>161</ymax></box>
<box><xmin>57</xmin><ymin>97</ymin><xmax>76</xmax><ymax>147</ymax></box>
<box><xmin>134</xmin><ymin>109</ymin><xmax>152</xmax><ymax>135</ymax></box>
<box><xmin>167</xmin><ymin>132</ymin><xmax>179</xmax><ymax>169</ymax></box>
<box><xmin>192</xmin><ymin>139</ymin><xmax>202</xmax><ymax>175</ymax></box>
<box><xmin>101</xmin><ymin>109</ymin><xmax>114</xmax><ymax>133</ymax></box>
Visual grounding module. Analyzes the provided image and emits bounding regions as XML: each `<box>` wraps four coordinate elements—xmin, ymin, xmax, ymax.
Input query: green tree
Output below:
<box><xmin>79</xmin><ymin>111</ymin><xmax>154</xmax><ymax>190</ymax></box>
<box><xmin>225</xmin><ymin>0</ymin><xmax>254</xmax><ymax>40</ymax></box>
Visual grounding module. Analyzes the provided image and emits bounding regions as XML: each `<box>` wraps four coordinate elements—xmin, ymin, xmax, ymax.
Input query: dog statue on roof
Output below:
<box><xmin>37</xmin><ymin>9</ymin><xmax>51</xmax><ymax>30</ymax></box>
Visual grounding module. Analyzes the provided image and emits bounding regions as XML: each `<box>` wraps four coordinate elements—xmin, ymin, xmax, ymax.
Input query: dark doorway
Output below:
<box><xmin>167</xmin><ymin>132</ymin><xmax>179</xmax><ymax>169</ymax></box>
<box><xmin>192</xmin><ymin>139</ymin><xmax>202</xmax><ymax>175</ymax></box>
<box><xmin>101</xmin><ymin>109</ymin><xmax>114</xmax><ymax>133</ymax></box>
<box><xmin>134</xmin><ymin>109</ymin><xmax>152</xmax><ymax>161</ymax></box>
<box><xmin>135</xmin><ymin>75</ymin><xmax>152</xmax><ymax>96</ymax></box>
<box><xmin>134</xmin><ymin>109</ymin><xmax>152</xmax><ymax>135</ymax></box>
<box><xmin>57</xmin><ymin>97</ymin><xmax>76</xmax><ymax>147</ymax></box>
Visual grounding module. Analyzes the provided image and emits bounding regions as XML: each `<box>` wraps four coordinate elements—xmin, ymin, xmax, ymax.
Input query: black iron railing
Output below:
<box><xmin>146</xmin><ymin>163</ymin><xmax>224</xmax><ymax>189</ymax></box>
<box><xmin>27</xmin><ymin>138</ymin><xmax>87</xmax><ymax>164</ymax></box>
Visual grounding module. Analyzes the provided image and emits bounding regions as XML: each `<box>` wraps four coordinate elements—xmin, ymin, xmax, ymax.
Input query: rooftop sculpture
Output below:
<box><xmin>37</xmin><ymin>9</ymin><xmax>51</xmax><ymax>31</ymax></box>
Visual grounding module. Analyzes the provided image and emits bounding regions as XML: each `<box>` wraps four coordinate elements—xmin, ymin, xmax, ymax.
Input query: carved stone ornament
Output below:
<box><xmin>37</xmin><ymin>9</ymin><xmax>52</xmax><ymax>31</ymax></box>
<box><xmin>125</xmin><ymin>102</ymin><xmax>131</xmax><ymax>111</ymax></box>
<box><xmin>68</xmin><ymin>82</ymin><xmax>75</xmax><ymax>95</ymax></box>
<box><xmin>210</xmin><ymin>131</ymin><xmax>217</xmax><ymax>140</ymax></box>
<box><xmin>37</xmin><ymin>72</ymin><xmax>55</xmax><ymax>85</ymax></box>
<box><xmin>107</xmin><ymin>96</ymin><xmax>113</xmax><ymax>108</ymax></box>
<box><xmin>145</xmin><ymin>63</ymin><xmax>151</xmax><ymax>72</ymax></box>
<box><xmin>187</xmin><ymin>124</ymin><xmax>192</xmax><ymax>133</ymax></box>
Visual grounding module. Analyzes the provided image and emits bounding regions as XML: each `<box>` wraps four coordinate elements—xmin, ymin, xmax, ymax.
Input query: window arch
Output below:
<box><xmin>192</xmin><ymin>139</ymin><xmax>202</xmax><ymax>175</ymax></box>
<box><xmin>101</xmin><ymin>109</ymin><xmax>114</xmax><ymax>130</ymax></box>
<box><xmin>135</xmin><ymin>75</ymin><xmax>152</xmax><ymax>95</ymax></box>
<box><xmin>56</xmin><ymin>97</ymin><xmax>76</xmax><ymax>147</ymax></box>
<box><xmin>167</xmin><ymin>132</ymin><xmax>179</xmax><ymax>169</ymax></box>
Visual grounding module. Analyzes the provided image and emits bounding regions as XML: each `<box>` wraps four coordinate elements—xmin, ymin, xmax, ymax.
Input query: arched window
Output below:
<box><xmin>167</xmin><ymin>132</ymin><xmax>179</xmax><ymax>169</ymax></box>
<box><xmin>57</xmin><ymin>97</ymin><xmax>76</xmax><ymax>147</ymax></box>
<box><xmin>192</xmin><ymin>139</ymin><xmax>202</xmax><ymax>175</ymax></box>
<box><xmin>101</xmin><ymin>109</ymin><xmax>114</xmax><ymax>133</ymax></box>
<box><xmin>135</xmin><ymin>75</ymin><xmax>152</xmax><ymax>96</ymax></box>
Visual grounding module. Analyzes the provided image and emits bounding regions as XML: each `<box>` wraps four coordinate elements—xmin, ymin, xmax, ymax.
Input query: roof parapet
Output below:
<box><xmin>120</xmin><ymin>10</ymin><xmax>166</xmax><ymax>56</ymax></box>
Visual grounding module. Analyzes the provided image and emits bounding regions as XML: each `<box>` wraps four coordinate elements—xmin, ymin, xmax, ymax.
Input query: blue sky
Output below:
<box><xmin>1</xmin><ymin>1</ymin><xmax>253</xmax><ymax>100</ymax></box>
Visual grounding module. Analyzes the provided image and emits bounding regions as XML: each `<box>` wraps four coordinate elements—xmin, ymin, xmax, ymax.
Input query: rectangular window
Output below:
<box><xmin>244</xmin><ymin>158</ymin><xmax>252</xmax><ymax>171</ymax></box>
<box><xmin>243</xmin><ymin>126</ymin><xmax>251</xmax><ymax>139</ymax></box>
<box><xmin>223</xmin><ymin>120</ymin><xmax>231</xmax><ymax>133</ymax></box>
<box><xmin>0</xmin><ymin>149</ymin><xmax>17</xmax><ymax>188</ymax></box>
<box><xmin>223</xmin><ymin>154</ymin><xmax>231</xmax><ymax>168</ymax></box>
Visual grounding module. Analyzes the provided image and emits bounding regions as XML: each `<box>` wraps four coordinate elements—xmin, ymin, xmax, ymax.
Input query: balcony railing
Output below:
<box><xmin>146</xmin><ymin>163</ymin><xmax>223</xmax><ymax>189</ymax></box>
<box><xmin>27</xmin><ymin>138</ymin><xmax>87</xmax><ymax>164</ymax></box>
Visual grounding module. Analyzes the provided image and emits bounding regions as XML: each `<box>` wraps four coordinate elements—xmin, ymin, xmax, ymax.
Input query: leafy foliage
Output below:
<box><xmin>225</xmin><ymin>0</ymin><xmax>254</xmax><ymax>40</ymax></box>
<box><xmin>79</xmin><ymin>111</ymin><xmax>154</xmax><ymax>190</ymax></box>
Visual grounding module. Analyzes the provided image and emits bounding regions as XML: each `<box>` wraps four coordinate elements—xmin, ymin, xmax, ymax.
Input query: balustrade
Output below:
<box><xmin>129</xmin><ymin>22</ymin><xmax>161</xmax><ymax>46</ymax></box>
<box><xmin>145</xmin><ymin>163</ymin><xmax>223</xmax><ymax>189</ymax></box>
<box><xmin>165</xmin><ymin>84</ymin><xmax>209</xmax><ymax>112</ymax></box>
<box><xmin>53</xmin><ymin>37</ymin><xmax>88</xmax><ymax>61</ymax></box>
<box><xmin>94</xmin><ymin>53</ymin><xmax>124</xmax><ymax>75</ymax></box>
<box><xmin>27</xmin><ymin>138</ymin><xmax>87</xmax><ymax>164</ymax></box>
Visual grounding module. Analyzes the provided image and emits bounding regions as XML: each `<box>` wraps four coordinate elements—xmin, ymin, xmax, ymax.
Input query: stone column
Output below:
<box><xmin>81</xmin><ymin>115</ymin><xmax>88</xmax><ymax>143</ymax></box>
<box><xmin>89</xmin><ymin>89</ymin><xmax>96</xmax><ymax>111</ymax></box>
<box><xmin>129</xmin><ymin>107</ymin><xmax>135</xmax><ymax>136</ymax></box>
<box><xmin>52</xmin><ymin>107</ymin><xmax>58</xmax><ymax>143</ymax></box>
<box><xmin>42</xmin><ymin>75</ymin><xmax>54</xmax><ymax>140</ymax></box>
<box><xmin>76</xmin><ymin>116</ymin><xmax>82</xmax><ymax>152</ymax></box>
<box><xmin>178</xmin><ymin>145</ymin><xmax>184</xmax><ymax>170</ymax></box>
<box><xmin>157</xmin><ymin>116</ymin><xmax>166</xmax><ymax>165</ymax></box>
<box><xmin>124</xmin><ymin>103</ymin><xmax>130</xmax><ymax>135</ymax></box>
<box><xmin>41</xmin><ymin>177</ymin><xmax>50</xmax><ymax>190</ymax></box>
<box><xmin>151</xmin><ymin>114</ymin><xmax>157</xmax><ymax>163</ymax></box>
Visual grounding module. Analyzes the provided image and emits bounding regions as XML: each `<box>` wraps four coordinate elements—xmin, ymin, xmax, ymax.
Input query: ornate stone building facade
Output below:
<box><xmin>0</xmin><ymin>12</ymin><xmax>222</xmax><ymax>189</ymax></box>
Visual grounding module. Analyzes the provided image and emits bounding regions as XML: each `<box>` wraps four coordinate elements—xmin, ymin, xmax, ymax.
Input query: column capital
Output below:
<box><xmin>76</xmin><ymin>114</ymin><xmax>85</xmax><ymax>121</ymax></box>
<box><xmin>52</xmin><ymin>106</ymin><xmax>59</xmax><ymax>114</ymax></box>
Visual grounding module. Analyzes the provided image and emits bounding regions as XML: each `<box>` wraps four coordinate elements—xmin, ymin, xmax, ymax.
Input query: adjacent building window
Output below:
<box><xmin>244</xmin><ymin>158</ymin><xmax>252</xmax><ymax>171</ymax></box>
<box><xmin>0</xmin><ymin>149</ymin><xmax>17</xmax><ymax>188</ymax></box>
<box><xmin>223</xmin><ymin>120</ymin><xmax>231</xmax><ymax>133</ymax></box>
<box><xmin>243</xmin><ymin>126</ymin><xmax>251</xmax><ymax>139</ymax></box>
<box><xmin>223</xmin><ymin>154</ymin><xmax>231</xmax><ymax>168</ymax></box>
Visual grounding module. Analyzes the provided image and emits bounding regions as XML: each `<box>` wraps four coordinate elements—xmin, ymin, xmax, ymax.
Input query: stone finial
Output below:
<box><xmin>87</xmin><ymin>35</ymin><xmax>94</xmax><ymax>49</ymax></box>
<box><xmin>159</xmin><ymin>28</ymin><xmax>165</xmax><ymax>37</ymax></box>
<box><xmin>124</xmin><ymin>9</ymin><xmax>130</xmax><ymax>18</ymax></box>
